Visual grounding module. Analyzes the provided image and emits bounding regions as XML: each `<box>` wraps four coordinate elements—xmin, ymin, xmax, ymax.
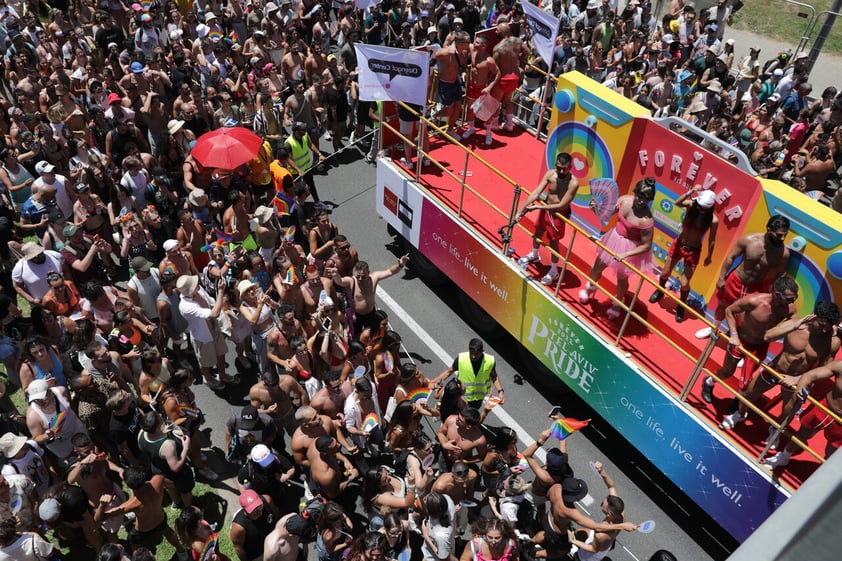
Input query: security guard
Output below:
<box><xmin>440</xmin><ymin>338</ymin><xmax>505</xmax><ymax>410</ymax></box>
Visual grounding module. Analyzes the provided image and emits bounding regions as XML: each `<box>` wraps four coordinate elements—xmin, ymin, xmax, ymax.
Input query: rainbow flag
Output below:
<box><xmin>273</xmin><ymin>191</ymin><xmax>297</xmax><ymax>215</ymax></box>
<box><xmin>178</xmin><ymin>404</ymin><xmax>200</xmax><ymax>417</ymax></box>
<box><xmin>383</xmin><ymin>350</ymin><xmax>394</xmax><ymax>372</ymax></box>
<box><xmin>549</xmin><ymin>418</ymin><xmax>589</xmax><ymax>441</ymax></box>
<box><xmin>284</xmin><ymin>267</ymin><xmax>299</xmax><ymax>286</ymax></box>
<box><xmin>362</xmin><ymin>412</ymin><xmax>380</xmax><ymax>433</ymax></box>
<box><xmin>200</xmin><ymin>239</ymin><xmax>226</xmax><ymax>252</ymax></box>
<box><xmin>208</xmin><ymin>29</ymin><xmax>224</xmax><ymax>42</ymax></box>
<box><xmin>50</xmin><ymin>410</ymin><xmax>68</xmax><ymax>433</ymax></box>
<box><xmin>199</xmin><ymin>534</ymin><xmax>218</xmax><ymax>561</ymax></box>
<box><xmin>516</xmin><ymin>453</ymin><xmax>529</xmax><ymax>472</ymax></box>
<box><xmin>140</xmin><ymin>0</ymin><xmax>152</xmax><ymax>11</ymax></box>
<box><xmin>406</xmin><ymin>388</ymin><xmax>430</xmax><ymax>403</ymax></box>
<box><xmin>164</xmin><ymin>263</ymin><xmax>177</xmax><ymax>275</ymax></box>
<box><xmin>284</xmin><ymin>225</ymin><xmax>296</xmax><ymax>241</ymax></box>
<box><xmin>213</xmin><ymin>229</ymin><xmax>235</xmax><ymax>243</ymax></box>
<box><xmin>774</xmin><ymin>151</ymin><xmax>785</xmax><ymax>166</ymax></box>
<box><xmin>229</xmin><ymin>30</ymin><xmax>239</xmax><ymax>43</ymax></box>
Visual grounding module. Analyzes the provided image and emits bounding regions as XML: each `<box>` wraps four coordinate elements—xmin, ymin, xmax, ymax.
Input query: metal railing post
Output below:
<box><xmin>500</xmin><ymin>185</ymin><xmax>522</xmax><ymax>257</ymax></box>
<box><xmin>555</xmin><ymin>228</ymin><xmax>577</xmax><ymax>297</ymax></box>
<box><xmin>534</xmin><ymin>73</ymin><xmax>554</xmax><ymax>138</ymax></box>
<box><xmin>614</xmin><ymin>275</ymin><xmax>645</xmax><ymax>345</ymax></box>
<box><xmin>457</xmin><ymin>149</ymin><xmax>471</xmax><ymax>219</ymax></box>
<box><xmin>679</xmin><ymin>334</ymin><xmax>719</xmax><ymax>402</ymax></box>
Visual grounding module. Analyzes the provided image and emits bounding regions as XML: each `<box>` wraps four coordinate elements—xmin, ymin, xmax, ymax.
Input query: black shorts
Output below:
<box><xmin>542</xmin><ymin>513</ymin><xmax>572</xmax><ymax>554</ymax></box>
<box><xmin>155</xmin><ymin>465</ymin><xmax>195</xmax><ymax>494</ymax></box>
<box><xmin>129</xmin><ymin>516</ymin><xmax>167</xmax><ymax>548</ymax></box>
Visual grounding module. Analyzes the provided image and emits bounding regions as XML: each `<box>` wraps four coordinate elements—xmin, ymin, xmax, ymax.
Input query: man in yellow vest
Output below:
<box><xmin>284</xmin><ymin>121</ymin><xmax>326</xmax><ymax>204</ymax></box>
<box><xmin>439</xmin><ymin>338</ymin><xmax>505</xmax><ymax>410</ymax></box>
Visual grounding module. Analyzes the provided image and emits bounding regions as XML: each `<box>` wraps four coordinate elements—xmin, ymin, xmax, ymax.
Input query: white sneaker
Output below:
<box><xmin>578</xmin><ymin>283</ymin><xmax>595</xmax><ymax>304</ymax></box>
<box><xmin>485</xmin><ymin>130</ymin><xmax>493</xmax><ymax>145</ymax></box>
<box><xmin>695</xmin><ymin>326</ymin><xmax>713</xmax><ymax>339</ymax></box>
<box><xmin>719</xmin><ymin>411</ymin><xmax>746</xmax><ymax>430</ymax></box>
<box><xmin>349</xmin><ymin>131</ymin><xmax>356</xmax><ymax>143</ymax></box>
<box><xmin>324</xmin><ymin>132</ymin><xmax>332</xmax><ymax>141</ymax></box>
<box><xmin>461</xmin><ymin>125</ymin><xmax>476</xmax><ymax>139</ymax></box>
<box><xmin>765</xmin><ymin>426</ymin><xmax>780</xmax><ymax>450</ymax></box>
<box><xmin>541</xmin><ymin>269</ymin><xmax>559</xmax><ymax>285</ymax></box>
<box><xmin>763</xmin><ymin>451</ymin><xmax>791</xmax><ymax>468</ymax></box>
<box><xmin>399</xmin><ymin>157</ymin><xmax>412</xmax><ymax>167</ymax></box>
<box><xmin>737</xmin><ymin>358</ymin><xmax>745</xmax><ymax>368</ymax></box>
<box><xmin>517</xmin><ymin>253</ymin><xmax>540</xmax><ymax>268</ymax></box>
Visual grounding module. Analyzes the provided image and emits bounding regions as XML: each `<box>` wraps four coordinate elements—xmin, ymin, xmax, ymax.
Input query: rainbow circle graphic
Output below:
<box><xmin>785</xmin><ymin>251</ymin><xmax>833</xmax><ymax>314</ymax></box>
<box><xmin>546</xmin><ymin>121</ymin><xmax>615</xmax><ymax>210</ymax></box>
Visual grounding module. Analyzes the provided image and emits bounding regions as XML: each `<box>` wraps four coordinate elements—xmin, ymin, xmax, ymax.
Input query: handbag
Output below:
<box><xmin>472</xmin><ymin>93</ymin><xmax>501</xmax><ymax>123</ymax></box>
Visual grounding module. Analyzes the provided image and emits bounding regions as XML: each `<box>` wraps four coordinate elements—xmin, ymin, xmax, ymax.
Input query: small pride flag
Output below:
<box><xmin>164</xmin><ymin>263</ymin><xmax>177</xmax><ymax>275</ymax></box>
<box><xmin>549</xmin><ymin>418</ymin><xmax>589</xmax><ymax>441</ymax></box>
<box><xmin>516</xmin><ymin>453</ymin><xmax>529</xmax><ymax>472</ymax></box>
<box><xmin>140</xmin><ymin>0</ymin><xmax>152</xmax><ymax>11</ymax></box>
<box><xmin>284</xmin><ymin>267</ymin><xmax>299</xmax><ymax>286</ymax></box>
<box><xmin>274</xmin><ymin>191</ymin><xmax>297</xmax><ymax>215</ymax></box>
<box><xmin>200</xmin><ymin>239</ymin><xmax>226</xmax><ymax>252</ymax></box>
<box><xmin>50</xmin><ymin>410</ymin><xmax>68</xmax><ymax>433</ymax></box>
<box><xmin>406</xmin><ymin>388</ymin><xmax>430</xmax><ymax>404</ymax></box>
<box><xmin>774</xmin><ymin>151</ymin><xmax>785</xmax><ymax>166</ymax></box>
<box><xmin>178</xmin><ymin>404</ymin><xmax>200</xmax><ymax>417</ymax></box>
<box><xmin>383</xmin><ymin>351</ymin><xmax>394</xmax><ymax>372</ymax></box>
<box><xmin>284</xmin><ymin>225</ymin><xmax>297</xmax><ymax>241</ymax></box>
<box><xmin>199</xmin><ymin>534</ymin><xmax>219</xmax><ymax>561</ymax></box>
<box><xmin>229</xmin><ymin>30</ymin><xmax>240</xmax><ymax>43</ymax></box>
<box><xmin>208</xmin><ymin>29</ymin><xmax>224</xmax><ymax>42</ymax></box>
<box><xmin>213</xmin><ymin>229</ymin><xmax>235</xmax><ymax>243</ymax></box>
<box><xmin>362</xmin><ymin>412</ymin><xmax>380</xmax><ymax>433</ymax></box>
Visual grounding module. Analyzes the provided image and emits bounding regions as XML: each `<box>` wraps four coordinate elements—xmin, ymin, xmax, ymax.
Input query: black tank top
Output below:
<box><xmin>232</xmin><ymin>496</ymin><xmax>274</xmax><ymax>560</ymax></box>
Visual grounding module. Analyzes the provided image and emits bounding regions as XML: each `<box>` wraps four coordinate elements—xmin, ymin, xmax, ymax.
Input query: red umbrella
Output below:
<box><xmin>190</xmin><ymin>127</ymin><xmax>264</xmax><ymax>169</ymax></box>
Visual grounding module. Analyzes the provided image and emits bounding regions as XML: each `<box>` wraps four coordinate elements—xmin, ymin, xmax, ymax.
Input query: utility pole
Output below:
<box><xmin>807</xmin><ymin>0</ymin><xmax>842</xmax><ymax>75</ymax></box>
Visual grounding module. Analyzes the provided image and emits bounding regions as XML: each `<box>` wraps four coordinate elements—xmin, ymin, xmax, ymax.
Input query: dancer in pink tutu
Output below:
<box><xmin>579</xmin><ymin>177</ymin><xmax>656</xmax><ymax>319</ymax></box>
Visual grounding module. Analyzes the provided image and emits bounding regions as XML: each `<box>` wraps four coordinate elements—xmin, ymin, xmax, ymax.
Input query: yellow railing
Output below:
<box><xmin>381</xmin><ymin>103</ymin><xmax>836</xmax><ymax>473</ymax></box>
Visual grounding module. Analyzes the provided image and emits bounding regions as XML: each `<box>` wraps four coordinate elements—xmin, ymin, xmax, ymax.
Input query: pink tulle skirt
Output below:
<box><xmin>596</xmin><ymin>227</ymin><xmax>654</xmax><ymax>279</ymax></box>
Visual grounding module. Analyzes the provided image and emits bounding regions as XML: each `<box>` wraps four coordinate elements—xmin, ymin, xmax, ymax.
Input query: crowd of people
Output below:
<box><xmin>0</xmin><ymin>0</ymin><xmax>838</xmax><ymax>559</ymax></box>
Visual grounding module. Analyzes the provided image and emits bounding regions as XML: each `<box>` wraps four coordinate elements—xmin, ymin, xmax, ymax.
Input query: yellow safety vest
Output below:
<box><xmin>286</xmin><ymin>134</ymin><xmax>312</xmax><ymax>171</ymax></box>
<box><xmin>457</xmin><ymin>352</ymin><xmax>495</xmax><ymax>403</ymax></box>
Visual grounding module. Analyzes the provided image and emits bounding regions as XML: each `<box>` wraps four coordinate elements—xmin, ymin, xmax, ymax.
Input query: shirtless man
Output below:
<box><xmin>329</xmin><ymin>256</ymin><xmax>409</xmax><ymax>336</ymax></box>
<box><xmin>696</xmin><ymin>215</ymin><xmax>790</xmax><ymax>339</ymax></box>
<box><xmin>96</xmin><ymin>466</ymin><xmax>184</xmax><ymax>555</ymax></box>
<box><xmin>431</xmin><ymin>461</ymin><xmax>477</xmax><ymax>533</ymax></box>
<box><xmin>516</xmin><ymin>152</ymin><xmax>581</xmax><ymax>285</ymax></box>
<box><xmin>437</xmin><ymin>407</ymin><xmax>487</xmax><ymax>468</ymax></box>
<box><xmin>461</xmin><ymin>34</ymin><xmax>500</xmax><ymax>145</ymax></box>
<box><xmin>305</xmin><ymin>436</ymin><xmax>359</xmax><ymax>511</ymax></box>
<box><xmin>304</xmin><ymin>43</ymin><xmax>328</xmax><ymax>86</ymax></box>
<box><xmin>281</xmin><ymin>41</ymin><xmax>307</xmax><ymax>86</ymax></box>
<box><xmin>290</xmin><ymin>405</ymin><xmax>356</xmax><ymax>467</ymax></box>
<box><xmin>522</xmin><ymin>427</ymin><xmax>572</xmax><ymax>530</ymax></box>
<box><xmin>723</xmin><ymin>301</ymin><xmax>840</xmax><ymax>446</ymax></box>
<box><xmin>267</xmin><ymin>306</ymin><xmax>307</xmax><ymax>367</ymax></box>
<box><xmin>329</xmin><ymin>235</ymin><xmax>359</xmax><ymax>277</ymax></box>
<box><xmin>432</xmin><ymin>31</ymin><xmax>471</xmax><ymax>136</ymax></box>
<box><xmin>222</xmin><ymin>191</ymin><xmax>252</xmax><ymax>243</ymax></box>
<box><xmin>763</xmin><ymin>359</ymin><xmax>842</xmax><ymax>468</ymax></box>
<box><xmin>701</xmin><ymin>276</ymin><xmax>799</xmax><ymax>405</ymax></box>
<box><xmin>250</xmin><ymin>369</ymin><xmax>310</xmax><ymax>438</ymax></box>
<box><xmin>649</xmin><ymin>186</ymin><xmax>719</xmax><ymax>322</ymax></box>
<box><xmin>533</xmin><ymin>477</ymin><xmax>635</xmax><ymax>559</ymax></box>
<box><xmin>568</xmin><ymin>462</ymin><xmax>625</xmax><ymax>561</ymax></box>
<box><xmin>310</xmin><ymin>370</ymin><xmax>353</xmax><ymax>420</ymax></box>
<box><xmin>263</xmin><ymin>511</ymin><xmax>310</xmax><ymax>561</ymax></box>
<box><xmin>66</xmin><ymin>434</ymin><xmax>126</xmax><ymax>540</ymax></box>
<box><xmin>492</xmin><ymin>19</ymin><xmax>530</xmax><ymax>131</ymax></box>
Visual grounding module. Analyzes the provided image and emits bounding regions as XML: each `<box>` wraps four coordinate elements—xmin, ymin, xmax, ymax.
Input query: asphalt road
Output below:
<box><xmin>191</xmin><ymin>142</ymin><xmax>735</xmax><ymax>561</ymax></box>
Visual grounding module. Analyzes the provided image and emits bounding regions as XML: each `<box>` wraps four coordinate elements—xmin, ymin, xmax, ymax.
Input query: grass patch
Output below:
<box><xmin>732</xmin><ymin>0</ymin><xmax>842</xmax><ymax>56</ymax></box>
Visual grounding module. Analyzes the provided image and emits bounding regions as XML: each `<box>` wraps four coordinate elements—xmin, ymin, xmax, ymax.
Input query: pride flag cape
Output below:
<box><xmin>178</xmin><ymin>404</ymin><xmax>200</xmax><ymax>417</ymax></box>
<box><xmin>406</xmin><ymin>388</ymin><xmax>430</xmax><ymax>403</ymax></box>
<box><xmin>549</xmin><ymin>418</ymin><xmax>589</xmax><ymax>441</ymax></box>
<box><xmin>273</xmin><ymin>191</ymin><xmax>297</xmax><ymax>215</ymax></box>
<box><xmin>199</xmin><ymin>534</ymin><xmax>218</xmax><ymax>561</ymax></box>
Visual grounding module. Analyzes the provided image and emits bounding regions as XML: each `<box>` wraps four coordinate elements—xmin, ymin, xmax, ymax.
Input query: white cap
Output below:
<box><xmin>250</xmin><ymin>444</ymin><xmax>275</xmax><ymax>467</ymax></box>
<box><xmin>35</xmin><ymin>161</ymin><xmax>56</xmax><ymax>174</ymax></box>
<box><xmin>696</xmin><ymin>190</ymin><xmax>716</xmax><ymax>209</ymax></box>
<box><xmin>163</xmin><ymin>239</ymin><xmax>179</xmax><ymax>252</ymax></box>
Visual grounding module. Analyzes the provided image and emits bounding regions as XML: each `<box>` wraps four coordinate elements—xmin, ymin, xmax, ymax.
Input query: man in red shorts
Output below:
<box><xmin>700</xmin><ymin>276</ymin><xmax>799</xmax><ymax>404</ymax></box>
<box><xmin>515</xmin><ymin>153</ymin><xmax>580</xmax><ymax>285</ymax></box>
<box><xmin>461</xmin><ymin>34</ymin><xmax>500</xmax><ymax>145</ymax></box>
<box><xmin>649</xmin><ymin>186</ymin><xmax>719</xmax><ymax>323</ymax></box>
<box><xmin>763</xmin><ymin>359</ymin><xmax>842</xmax><ymax>468</ymax></box>
<box><xmin>696</xmin><ymin>214</ymin><xmax>791</xmax><ymax>339</ymax></box>
<box><xmin>492</xmin><ymin>17</ymin><xmax>529</xmax><ymax>131</ymax></box>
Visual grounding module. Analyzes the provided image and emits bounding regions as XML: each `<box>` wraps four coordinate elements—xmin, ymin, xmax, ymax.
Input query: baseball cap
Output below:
<box><xmin>28</xmin><ymin>379</ymin><xmax>50</xmax><ymax>402</ymax></box>
<box><xmin>140</xmin><ymin>14</ymin><xmax>152</xmax><ymax>22</ymax></box>
<box><xmin>163</xmin><ymin>239</ymin><xmax>179</xmax><ymax>252</ymax></box>
<box><xmin>131</xmin><ymin>256</ymin><xmax>153</xmax><ymax>272</ymax></box>
<box><xmin>106</xmin><ymin>92</ymin><xmax>123</xmax><ymax>105</ymax></box>
<box><xmin>250</xmin><ymin>444</ymin><xmax>274</xmax><ymax>467</ymax></box>
<box><xmin>62</xmin><ymin>224</ymin><xmax>80</xmax><ymax>237</ymax></box>
<box><xmin>131</xmin><ymin>61</ymin><xmax>144</xmax><ymax>73</ymax></box>
<box><xmin>35</xmin><ymin>161</ymin><xmax>56</xmax><ymax>174</ymax></box>
<box><xmin>240</xmin><ymin>405</ymin><xmax>259</xmax><ymax>430</ymax></box>
<box><xmin>39</xmin><ymin>498</ymin><xmax>61</xmax><ymax>522</ymax></box>
<box><xmin>696</xmin><ymin>190</ymin><xmax>716</xmax><ymax>209</ymax></box>
<box><xmin>561</xmin><ymin>477</ymin><xmax>589</xmax><ymax>503</ymax></box>
<box><xmin>285</xmin><ymin>514</ymin><xmax>315</xmax><ymax>540</ymax></box>
<box><xmin>773</xmin><ymin>68</ymin><xmax>784</xmax><ymax>77</ymax></box>
<box><xmin>239</xmin><ymin>490</ymin><xmax>263</xmax><ymax>513</ymax></box>
<box><xmin>545</xmin><ymin>448</ymin><xmax>569</xmax><ymax>474</ymax></box>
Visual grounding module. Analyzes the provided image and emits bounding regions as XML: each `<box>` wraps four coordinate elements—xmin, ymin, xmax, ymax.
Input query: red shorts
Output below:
<box><xmin>668</xmin><ymin>241</ymin><xmax>701</xmax><ymax>270</ymax></box>
<box><xmin>799</xmin><ymin>397</ymin><xmax>842</xmax><ymax>449</ymax></box>
<box><xmin>716</xmin><ymin>271</ymin><xmax>766</xmax><ymax>307</ymax></box>
<box><xmin>499</xmin><ymin>73</ymin><xmax>519</xmax><ymax>95</ymax></box>
<box><xmin>727</xmin><ymin>341</ymin><xmax>770</xmax><ymax>390</ymax></box>
<box><xmin>536</xmin><ymin>207</ymin><xmax>571</xmax><ymax>242</ymax></box>
<box><xmin>466</xmin><ymin>83</ymin><xmax>485</xmax><ymax>100</ymax></box>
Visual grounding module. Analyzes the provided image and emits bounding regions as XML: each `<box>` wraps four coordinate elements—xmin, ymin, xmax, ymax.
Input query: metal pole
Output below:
<box><xmin>807</xmin><ymin>3</ymin><xmax>842</xmax><ymax>74</ymax></box>
<box><xmin>501</xmin><ymin>185</ymin><xmax>522</xmax><ymax>257</ymax></box>
<box><xmin>679</xmin><ymin>334</ymin><xmax>719</xmax><ymax>402</ymax></box>
<box><xmin>535</xmin><ymin>73</ymin><xmax>554</xmax><ymax>139</ymax></box>
<box><xmin>457</xmin><ymin>149</ymin><xmax>471</xmax><ymax>219</ymax></box>
<box><xmin>414</xmin><ymin>119</ymin><xmax>426</xmax><ymax>180</ymax></box>
<box><xmin>555</xmin><ymin>229</ymin><xmax>577</xmax><ymax>297</ymax></box>
<box><xmin>614</xmin><ymin>275</ymin><xmax>644</xmax><ymax>346</ymax></box>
